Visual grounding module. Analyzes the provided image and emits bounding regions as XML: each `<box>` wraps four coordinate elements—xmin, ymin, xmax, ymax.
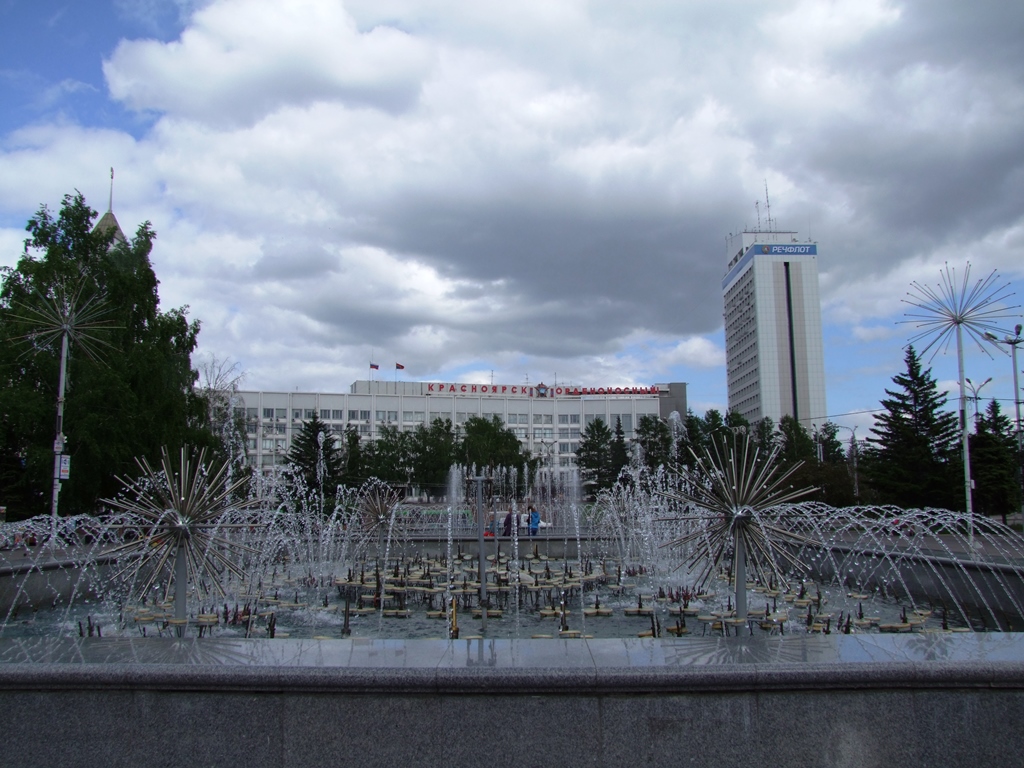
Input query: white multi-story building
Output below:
<box><xmin>234</xmin><ymin>379</ymin><xmax>687</xmax><ymax>483</ymax></box>
<box><xmin>722</xmin><ymin>231</ymin><xmax>827</xmax><ymax>427</ymax></box>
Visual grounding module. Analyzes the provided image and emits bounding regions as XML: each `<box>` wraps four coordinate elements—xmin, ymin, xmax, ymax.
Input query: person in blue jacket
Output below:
<box><xmin>529</xmin><ymin>505</ymin><xmax>540</xmax><ymax>536</ymax></box>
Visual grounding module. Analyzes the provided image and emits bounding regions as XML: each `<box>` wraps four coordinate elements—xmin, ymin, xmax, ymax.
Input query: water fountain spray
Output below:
<box><xmin>102</xmin><ymin>446</ymin><xmax>259</xmax><ymax>633</ymax></box>
<box><xmin>657</xmin><ymin>432</ymin><xmax>817</xmax><ymax>621</ymax></box>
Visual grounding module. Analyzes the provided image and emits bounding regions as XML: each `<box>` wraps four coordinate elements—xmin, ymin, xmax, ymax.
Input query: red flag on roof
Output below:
<box><xmin>369</xmin><ymin>363</ymin><xmax>379</xmax><ymax>370</ymax></box>
<box><xmin>395</xmin><ymin>363</ymin><xmax>405</xmax><ymax>370</ymax></box>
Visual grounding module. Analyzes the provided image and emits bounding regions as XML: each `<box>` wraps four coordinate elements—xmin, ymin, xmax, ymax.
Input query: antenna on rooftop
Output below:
<box><xmin>764</xmin><ymin>179</ymin><xmax>773</xmax><ymax>232</ymax></box>
<box><xmin>755</xmin><ymin>200</ymin><xmax>761</xmax><ymax>231</ymax></box>
<box><xmin>108</xmin><ymin>167</ymin><xmax>114</xmax><ymax>213</ymax></box>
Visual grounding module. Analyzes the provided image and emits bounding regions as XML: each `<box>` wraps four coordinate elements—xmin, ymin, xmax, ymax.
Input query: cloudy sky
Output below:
<box><xmin>2</xmin><ymin>0</ymin><xmax>1023</xmax><ymax>438</ymax></box>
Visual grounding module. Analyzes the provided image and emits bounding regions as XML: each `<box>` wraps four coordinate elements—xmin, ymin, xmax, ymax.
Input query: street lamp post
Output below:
<box><xmin>835</xmin><ymin>425</ymin><xmax>860</xmax><ymax>502</ymax></box>
<box><xmin>965</xmin><ymin>376</ymin><xmax>993</xmax><ymax>425</ymax></box>
<box><xmin>903</xmin><ymin>264</ymin><xmax>1017</xmax><ymax>548</ymax></box>
<box><xmin>986</xmin><ymin>326</ymin><xmax>1024</xmax><ymax>521</ymax></box>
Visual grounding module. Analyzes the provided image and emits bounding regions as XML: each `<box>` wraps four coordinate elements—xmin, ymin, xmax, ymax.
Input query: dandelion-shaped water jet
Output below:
<box><xmin>102</xmin><ymin>446</ymin><xmax>259</xmax><ymax>633</ymax></box>
<box><xmin>658</xmin><ymin>433</ymin><xmax>817</xmax><ymax>621</ymax></box>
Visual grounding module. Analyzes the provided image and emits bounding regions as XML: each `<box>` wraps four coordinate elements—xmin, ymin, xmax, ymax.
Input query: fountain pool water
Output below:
<box><xmin>1</xmin><ymin>440</ymin><xmax>1023</xmax><ymax>641</ymax></box>
<box><xmin>1</xmin><ymin>495</ymin><xmax>1020</xmax><ymax>640</ymax></box>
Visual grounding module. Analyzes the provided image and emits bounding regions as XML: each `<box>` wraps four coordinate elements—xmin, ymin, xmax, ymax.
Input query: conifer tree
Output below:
<box><xmin>285</xmin><ymin>414</ymin><xmax>344</xmax><ymax>506</ymax></box>
<box><xmin>779</xmin><ymin>415</ymin><xmax>815</xmax><ymax>466</ymax></box>
<box><xmin>863</xmin><ymin>346</ymin><xmax>961</xmax><ymax>510</ymax></box>
<box><xmin>577</xmin><ymin>417</ymin><xmax>614</xmax><ymax>496</ymax></box>
<box><xmin>635</xmin><ymin>414</ymin><xmax>672</xmax><ymax>472</ymax></box>
<box><xmin>610</xmin><ymin>416</ymin><xmax>630</xmax><ymax>481</ymax></box>
<box><xmin>970</xmin><ymin>399</ymin><xmax>1020</xmax><ymax>523</ymax></box>
<box><xmin>680</xmin><ymin>409</ymin><xmax>706</xmax><ymax>468</ymax></box>
<box><xmin>340</xmin><ymin>424</ymin><xmax>364</xmax><ymax>486</ymax></box>
<box><xmin>752</xmin><ymin>416</ymin><xmax>777</xmax><ymax>450</ymax></box>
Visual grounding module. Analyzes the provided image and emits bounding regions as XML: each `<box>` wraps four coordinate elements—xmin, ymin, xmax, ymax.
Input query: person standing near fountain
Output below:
<box><xmin>502</xmin><ymin>509</ymin><xmax>513</xmax><ymax>537</ymax></box>
<box><xmin>529</xmin><ymin>505</ymin><xmax>540</xmax><ymax>537</ymax></box>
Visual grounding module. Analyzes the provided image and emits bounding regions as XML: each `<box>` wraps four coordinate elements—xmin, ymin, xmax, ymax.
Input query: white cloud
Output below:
<box><xmin>850</xmin><ymin>325</ymin><xmax>897</xmax><ymax>343</ymax></box>
<box><xmin>661</xmin><ymin>337</ymin><xmax>726</xmax><ymax>369</ymax></box>
<box><xmin>0</xmin><ymin>228</ymin><xmax>25</xmax><ymax>270</ymax></box>
<box><xmin>2</xmin><ymin>0</ymin><xmax>1024</xmax><ymax>419</ymax></box>
<box><xmin>104</xmin><ymin>0</ymin><xmax>435</xmax><ymax>125</ymax></box>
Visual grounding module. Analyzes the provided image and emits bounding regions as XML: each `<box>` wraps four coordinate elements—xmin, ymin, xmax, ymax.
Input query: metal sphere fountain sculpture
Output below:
<box><xmin>657</xmin><ymin>432</ymin><xmax>817</xmax><ymax>621</ymax></box>
<box><xmin>102</xmin><ymin>446</ymin><xmax>257</xmax><ymax>632</ymax></box>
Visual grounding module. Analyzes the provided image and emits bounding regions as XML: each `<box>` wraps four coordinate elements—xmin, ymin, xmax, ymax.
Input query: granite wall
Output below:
<box><xmin>2</xmin><ymin>648</ymin><xmax>1023</xmax><ymax>767</ymax></box>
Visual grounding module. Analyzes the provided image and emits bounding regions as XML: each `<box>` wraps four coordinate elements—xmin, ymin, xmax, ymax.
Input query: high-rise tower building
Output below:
<box><xmin>722</xmin><ymin>230</ymin><xmax>826</xmax><ymax>427</ymax></box>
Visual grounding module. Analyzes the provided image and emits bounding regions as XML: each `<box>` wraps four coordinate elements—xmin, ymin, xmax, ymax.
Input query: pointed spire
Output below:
<box><xmin>93</xmin><ymin>167</ymin><xmax>127</xmax><ymax>246</ymax></box>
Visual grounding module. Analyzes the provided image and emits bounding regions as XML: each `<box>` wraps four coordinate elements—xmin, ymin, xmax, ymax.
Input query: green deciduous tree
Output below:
<box><xmin>0</xmin><ymin>192</ymin><xmax>212</xmax><ymax>519</ymax></box>
<box><xmin>364</xmin><ymin>423</ymin><xmax>412</xmax><ymax>488</ymax></box>
<box><xmin>863</xmin><ymin>346</ymin><xmax>961</xmax><ymax>510</ymax></box>
<box><xmin>461</xmin><ymin>415</ymin><xmax>532</xmax><ymax>474</ymax></box>
<box><xmin>195</xmin><ymin>355</ymin><xmax>251</xmax><ymax>499</ymax></box>
<box><xmin>409</xmin><ymin>417</ymin><xmax>459</xmax><ymax>500</ymax></box>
